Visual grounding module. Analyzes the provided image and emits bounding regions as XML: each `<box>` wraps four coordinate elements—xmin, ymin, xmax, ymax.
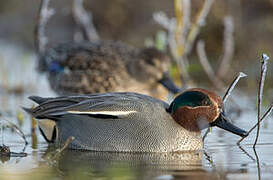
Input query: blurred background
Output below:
<box><xmin>0</xmin><ymin>0</ymin><xmax>272</xmax><ymax>94</ymax></box>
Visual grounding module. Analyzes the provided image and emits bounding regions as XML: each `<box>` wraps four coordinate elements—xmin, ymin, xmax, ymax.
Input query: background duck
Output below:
<box><xmin>24</xmin><ymin>88</ymin><xmax>247</xmax><ymax>152</ymax></box>
<box><xmin>38</xmin><ymin>40</ymin><xmax>179</xmax><ymax>99</ymax></box>
<box><xmin>35</xmin><ymin>0</ymin><xmax>179</xmax><ymax>100</ymax></box>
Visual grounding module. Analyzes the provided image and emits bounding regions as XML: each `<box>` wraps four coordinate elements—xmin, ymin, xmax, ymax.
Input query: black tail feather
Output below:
<box><xmin>22</xmin><ymin>107</ymin><xmax>34</xmax><ymax>116</ymax></box>
<box><xmin>28</xmin><ymin>96</ymin><xmax>48</xmax><ymax>104</ymax></box>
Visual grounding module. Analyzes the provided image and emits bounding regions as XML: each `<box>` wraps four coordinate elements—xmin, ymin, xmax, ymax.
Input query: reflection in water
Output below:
<box><xmin>43</xmin><ymin>148</ymin><xmax>220</xmax><ymax>180</ymax></box>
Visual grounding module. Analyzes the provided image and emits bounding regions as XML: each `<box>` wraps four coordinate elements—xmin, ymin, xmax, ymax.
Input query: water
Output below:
<box><xmin>0</xmin><ymin>42</ymin><xmax>273</xmax><ymax>180</ymax></box>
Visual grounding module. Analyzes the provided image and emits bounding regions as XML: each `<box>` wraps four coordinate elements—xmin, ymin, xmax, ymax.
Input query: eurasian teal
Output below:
<box><xmin>38</xmin><ymin>41</ymin><xmax>179</xmax><ymax>100</ymax></box>
<box><xmin>24</xmin><ymin>88</ymin><xmax>247</xmax><ymax>152</ymax></box>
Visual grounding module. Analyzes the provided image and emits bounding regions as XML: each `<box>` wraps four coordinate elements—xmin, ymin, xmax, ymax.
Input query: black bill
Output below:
<box><xmin>210</xmin><ymin>112</ymin><xmax>248</xmax><ymax>137</ymax></box>
<box><xmin>159</xmin><ymin>73</ymin><xmax>181</xmax><ymax>94</ymax></box>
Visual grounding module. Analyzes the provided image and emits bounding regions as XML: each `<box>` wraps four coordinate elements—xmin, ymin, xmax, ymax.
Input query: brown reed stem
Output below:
<box><xmin>185</xmin><ymin>0</ymin><xmax>214</xmax><ymax>55</ymax></box>
<box><xmin>237</xmin><ymin>105</ymin><xmax>273</xmax><ymax>145</ymax></box>
<box><xmin>253</xmin><ymin>148</ymin><xmax>261</xmax><ymax>180</ymax></box>
<box><xmin>222</xmin><ymin>72</ymin><xmax>247</xmax><ymax>103</ymax></box>
<box><xmin>253</xmin><ymin>54</ymin><xmax>269</xmax><ymax>148</ymax></box>
<box><xmin>1</xmin><ymin>119</ymin><xmax>28</xmax><ymax>145</ymax></box>
<box><xmin>53</xmin><ymin>136</ymin><xmax>75</xmax><ymax>159</ymax></box>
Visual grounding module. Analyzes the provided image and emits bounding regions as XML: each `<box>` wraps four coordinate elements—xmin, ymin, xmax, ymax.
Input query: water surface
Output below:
<box><xmin>0</xmin><ymin>42</ymin><xmax>273</xmax><ymax>180</ymax></box>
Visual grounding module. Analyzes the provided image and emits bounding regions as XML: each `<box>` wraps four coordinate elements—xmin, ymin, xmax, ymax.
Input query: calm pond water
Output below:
<box><xmin>0</xmin><ymin>42</ymin><xmax>273</xmax><ymax>180</ymax></box>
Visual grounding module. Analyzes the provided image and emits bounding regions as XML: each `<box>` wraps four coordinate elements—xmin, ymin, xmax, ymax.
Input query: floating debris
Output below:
<box><xmin>0</xmin><ymin>144</ymin><xmax>27</xmax><ymax>163</ymax></box>
<box><xmin>1</xmin><ymin>118</ymin><xmax>28</xmax><ymax>145</ymax></box>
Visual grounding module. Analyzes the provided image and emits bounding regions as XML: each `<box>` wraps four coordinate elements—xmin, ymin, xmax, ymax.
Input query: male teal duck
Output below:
<box><xmin>38</xmin><ymin>40</ymin><xmax>179</xmax><ymax>100</ymax></box>
<box><xmin>24</xmin><ymin>88</ymin><xmax>247</xmax><ymax>152</ymax></box>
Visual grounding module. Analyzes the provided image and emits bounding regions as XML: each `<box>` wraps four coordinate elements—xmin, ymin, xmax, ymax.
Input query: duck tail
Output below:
<box><xmin>28</xmin><ymin>96</ymin><xmax>48</xmax><ymax>104</ymax></box>
<box><xmin>22</xmin><ymin>107</ymin><xmax>35</xmax><ymax>116</ymax></box>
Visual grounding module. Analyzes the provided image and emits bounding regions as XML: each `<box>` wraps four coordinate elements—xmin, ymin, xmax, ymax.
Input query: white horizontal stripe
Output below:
<box><xmin>67</xmin><ymin>110</ymin><xmax>137</xmax><ymax>116</ymax></box>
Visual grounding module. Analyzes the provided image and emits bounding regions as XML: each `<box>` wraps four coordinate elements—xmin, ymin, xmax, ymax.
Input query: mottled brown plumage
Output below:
<box><xmin>40</xmin><ymin>40</ymin><xmax>177</xmax><ymax>99</ymax></box>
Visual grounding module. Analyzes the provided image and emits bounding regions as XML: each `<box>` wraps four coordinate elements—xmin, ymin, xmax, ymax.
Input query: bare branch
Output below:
<box><xmin>72</xmin><ymin>0</ymin><xmax>99</xmax><ymax>42</ymax></box>
<box><xmin>238</xmin><ymin>105</ymin><xmax>273</xmax><ymax>145</ymax></box>
<box><xmin>222</xmin><ymin>72</ymin><xmax>247</xmax><ymax>103</ymax></box>
<box><xmin>253</xmin><ymin>54</ymin><xmax>270</xmax><ymax>148</ymax></box>
<box><xmin>197</xmin><ymin>40</ymin><xmax>225</xmax><ymax>90</ymax></box>
<box><xmin>174</xmin><ymin>0</ymin><xmax>185</xmax><ymax>55</ymax></box>
<box><xmin>202</xmin><ymin>127</ymin><xmax>211</xmax><ymax>141</ymax></box>
<box><xmin>34</xmin><ymin>0</ymin><xmax>55</xmax><ymax>54</ymax></box>
<box><xmin>185</xmin><ymin>0</ymin><xmax>214</xmax><ymax>55</ymax></box>
<box><xmin>172</xmin><ymin>0</ymin><xmax>194</xmax><ymax>86</ymax></box>
<box><xmin>253</xmin><ymin>146</ymin><xmax>262</xmax><ymax>180</ymax></box>
<box><xmin>181</xmin><ymin>0</ymin><xmax>191</xmax><ymax>40</ymax></box>
<box><xmin>53</xmin><ymin>136</ymin><xmax>74</xmax><ymax>159</ymax></box>
<box><xmin>1</xmin><ymin>118</ymin><xmax>28</xmax><ymax>145</ymax></box>
<box><xmin>153</xmin><ymin>11</ymin><xmax>176</xmax><ymax>31</ymax></box>
<box><xmin>154</xmin><ymin>0</ymin><xmax>215</xmax><ymax>87</ymax></box>
<box><xmin>1</xmin><ymin>119</ymin><xmax>3</xmax><ymax>145</ymax></box>
<box><xmin>217</xmin><ymin>16</ymin><xmax>235</xmax><ymax>78</ymax></box>
<box><xmin>237</xmin><ymin>144</ymin><xmax>256</xmax><ymax>162</ymax></box>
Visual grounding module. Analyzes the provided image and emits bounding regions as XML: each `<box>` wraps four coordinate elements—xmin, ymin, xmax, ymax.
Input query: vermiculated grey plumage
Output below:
<box><xmin>25</xmin><ymin>92</ymin><xmax>202</xmax><ymax>152</ymax></box>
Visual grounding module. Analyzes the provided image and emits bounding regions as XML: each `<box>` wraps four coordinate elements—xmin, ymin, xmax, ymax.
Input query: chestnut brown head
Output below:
<box><xmin>169</xmin><ymin>88</ymin><xmax>247</xmax><ymax>137</ymax></box>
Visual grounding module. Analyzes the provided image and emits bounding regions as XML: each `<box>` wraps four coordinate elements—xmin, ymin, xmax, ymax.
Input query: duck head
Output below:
<box><xmin>169</xmin><ymin>88</ymin><xmax>247</xmax><ymax>137</ymax></box>
<box><xmin>129</xmin><ymin>47</ymin><xmax>180</xmax><ymax>94</ymax></box>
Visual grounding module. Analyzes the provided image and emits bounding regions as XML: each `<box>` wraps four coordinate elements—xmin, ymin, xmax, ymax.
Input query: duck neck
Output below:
<box><xmin>171</xmin><ymin>106</ymin><xmax>211</xmax><ymax>133</ymax></box>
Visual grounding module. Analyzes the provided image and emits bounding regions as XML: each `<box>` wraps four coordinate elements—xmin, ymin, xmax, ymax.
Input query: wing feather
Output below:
<box><xmin>24</xmin><ymin>92</ymin><xmax>160</xmax><ymax>121</ymax></box>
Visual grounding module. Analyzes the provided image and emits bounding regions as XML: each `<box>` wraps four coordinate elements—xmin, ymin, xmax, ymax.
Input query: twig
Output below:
<box><xmin>153</xmin><ymin>11</ymin><xmax>176</xmax><ymax>31</ymax></box>
<box><xmin>53</xmin><ymin>136</ymin><xmax>74</xmax><ymax>159</ymax></box>
<box><xmin>181</xmin><ymin>0</ymin><xmax>191</xmax><ymax>43</ymax></box>
<box><xmin>237</xmin><ymin>144</ymin><xmax>256</xmax><ymax>162</ymax></box>
<box><xmin>154</xmin><ymin>0</ymin><xmax>214</xmax><ymax>87</ymax></box>
<box><xmin>173</xmin><ymin>0</ymin><xmax>192</xmax><ymax>86</ymax></box>
<box><xmin>1</xmin><ymin>119</ymin><xmax>28</xmax><ymax>146</ymax></box>
<box><xmin>217</xmin><ymin>16</ymin><xmax>235</xmax><ymax>78</ymax></box>
<box><xmin>237</xmin><ymin>105</ymin><xmax>273</xmax><ymax>144</ymax></box>
<box><xmin>253</xmin><ymin>148</ymin><xmax>261</xmax><ymax>180</ymax></box>
<box><xmin>72</xmin><ymin>0</ymin><xmax>99</xmax><ymax>42</ymax></box>
<box><xmin>1</xmin><ymin>119</ymin><xmax>3</xmax><ymax>145</ymax></box>
<box><xmin>34</xmin><ymin>0</ymin><xmax>55</xmax><ymax>54</ymax></box>
<box><xmin>185</xmin><ymin>0</ymin><xmax>214</xmax><ymax>54</ymax></box>
<box><xmin>174</xmin><ymin>0</ymin><xmax>191</xmax><ymax>51</ymax></box>
<box><xmin>0</xmin><ymin>145</ymin><xmax>27</xmax><ymax>158</ymax></box>
<box><xmin>253</xmin><ymin>54</ymin><xmax>270</xmax><ymax>148</ymax></box>
<box><xmin>31</xmin><ymin>117</ymin><xmax>37</xmax><ymax>149</ymax></box>
<box><xmin>9</xmin><ymin>152</ymin><xmax>27</xmax><ymax>157</ymax></box>
<box><xmin>203</xmin><ymin>150</ymin><xmax>215</xmax><ymax>167</ymax></box>
<box><xmin>222</xmin><ymin>72</ymin><xmax>247</xmax><ymax>103</ymax></box>
<box><xmin>197</xmin><ymin>40</ymin><xmax>225</xmax><ymax>90</ymax></box>
<box><xmin>203</xmin><ymin>71</ymin><xmax>246</xmax><ymax>140</ymax></box>
<box><xmin>202</xmin><ymin>127</ymin><xmax>211</xmax><ymax>141</ymax></box>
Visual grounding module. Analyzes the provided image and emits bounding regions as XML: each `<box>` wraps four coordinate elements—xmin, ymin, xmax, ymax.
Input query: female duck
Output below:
<box><xmin>38</xmin><ymin>41</ymin><xmax>179</xmax><ymax>99</ymax></box>
<box><xmin>35</xmin><ymin>1</ymin><xmax>179</xmax><ymax>99</ymax></box>
<box><xmin>24</xmin><ymin>88</ymin><xmax>247</xmax><ymax>152</ymax></box>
